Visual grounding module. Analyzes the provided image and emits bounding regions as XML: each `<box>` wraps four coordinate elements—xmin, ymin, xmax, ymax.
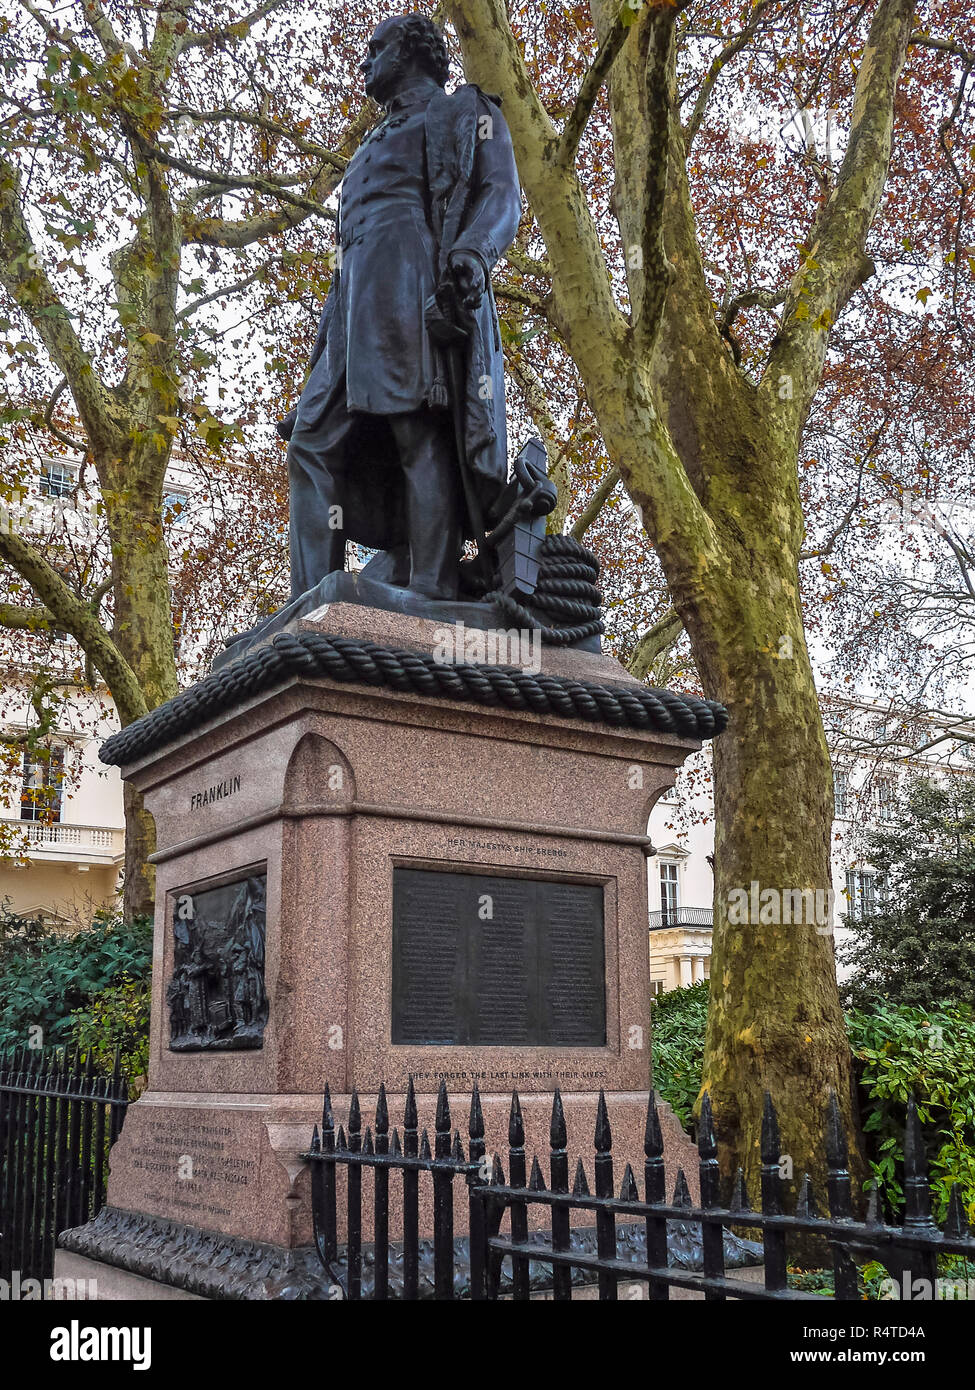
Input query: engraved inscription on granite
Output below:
<box><xmin>167</xmin><ymin>872</ymin><xmax>269</xmax><ymax>1052</ymax></box>
<box><xmin>391</xmin><ymin>868</ymin><xmax>605</xmax><ymax>1046</ymax></box>
<box><xmin>127</xmin><ymin>1115</ymin><xmax>258</xmax><ymax>1224</ymax></box>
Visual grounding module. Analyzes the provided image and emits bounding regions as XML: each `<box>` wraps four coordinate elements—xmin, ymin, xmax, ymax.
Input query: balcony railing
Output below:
<box><xmin>649</xmin><ymin>906</ymin><xmax>714</xmax><ymax>930</ymax></box>
<box><xmin>1</xmin><ymin>819</ymin><xmax>123</xmax><ymax>858</ymax></box>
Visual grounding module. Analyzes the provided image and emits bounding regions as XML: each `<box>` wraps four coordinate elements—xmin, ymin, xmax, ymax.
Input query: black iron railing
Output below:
<box><xmin>649</xmin><ymin>907</ymin><xmax>714</xmax><ymax>929</ymax></box>
<box><xmin>305</xmin><ymin>1079</ymin><xmax>975</xmax><ymax>1301</ymax></box>
<box><xmin>0</xmin><ymin>1047</ymin><xmax>128</xmax><ymax>1290</ymax></box>
<box><xmin>306</xmin><ymin>1082</ymin><xmax>480</xmax><ymax>1299</ymax></box>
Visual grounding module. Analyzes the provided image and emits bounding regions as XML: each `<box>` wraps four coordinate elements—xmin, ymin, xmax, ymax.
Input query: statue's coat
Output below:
<box><xmin>293</xmin><ymin>83</ymin><xmax>522</xmax><ymax>550</ymax></box>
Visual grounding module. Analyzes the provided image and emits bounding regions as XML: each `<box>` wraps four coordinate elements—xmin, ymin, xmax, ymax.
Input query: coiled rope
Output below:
<box><xmin>487</xmin><ymin>534</ymin><xmax>605</xmax><ymax>647</ymax></box>
<box><xmin>100</xmin><ymin>629</ymin><xmax>728</xmax><ymax>767</ymax></box>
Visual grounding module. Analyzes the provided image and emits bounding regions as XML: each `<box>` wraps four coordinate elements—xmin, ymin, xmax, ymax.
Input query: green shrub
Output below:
<box><xmin>0</xmin><ymin>902</ymin><xmax>151</xmax><ymax>1058</ymax></box>
<box><xmin>847</xmin><ymin>1000</ymin><xmax>975</xmax><ymax>1224</ymax></box>
<box><xmin>650</xmin><ymin>981</ymin><xmax>709</xmax><ymax>1130</ymax></box>
<box><xmin>70</xmin><ymin>975</ymin><xmax>151</xmax><ymax>1093</ymax></box>
<box><xmin>649</xmin><ymin>980</ymin><xmax>975</xmax><ymax>1226</ymax></box>
<box><xmin>787</xmin><ymin>1262</ymin><xmax>917</xmax><ymax>1299</ymax></box>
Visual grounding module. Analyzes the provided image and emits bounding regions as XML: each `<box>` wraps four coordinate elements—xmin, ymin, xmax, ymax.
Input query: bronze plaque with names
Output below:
<box><xmin>391</xmin><ymin>868</ymin><xmax>606</xmax><ymax>1046</ymax></box>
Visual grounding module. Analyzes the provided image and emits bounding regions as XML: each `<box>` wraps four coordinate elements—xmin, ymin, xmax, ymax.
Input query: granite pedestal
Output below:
<box><xmin>59</xmin><ymin>602</ymin><xmax>713</xmax><ymax>1297</ymax></box>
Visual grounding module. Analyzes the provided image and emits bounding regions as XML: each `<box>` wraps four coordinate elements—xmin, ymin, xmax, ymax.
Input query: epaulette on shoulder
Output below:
<box><xmin>448</xmin><ymin>82</ymin><xmax>504</xmax><ymax>109</ymax></box>
<box><xmin>473</xmin><ymin>84</ymin><xmax>504</xmax><ymax>108</ymax></box>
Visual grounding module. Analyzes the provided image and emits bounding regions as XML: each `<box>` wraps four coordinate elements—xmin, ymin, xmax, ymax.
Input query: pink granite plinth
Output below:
<box><xmin>104</xmin><ymin>1087</ymin><xmax>698</xmax><ymax>1248</ymax></box>
<box><xmin>101</xmin><ymin>603</ymin><xmax>703</xmax><ymax>1255</ymax></box>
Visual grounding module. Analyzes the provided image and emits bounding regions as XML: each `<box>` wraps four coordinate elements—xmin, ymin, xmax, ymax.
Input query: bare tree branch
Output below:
<box><xmin>78</xmin><ymin>0</ymin><xmax>124</xmax><ymax>56</ymax></box>
<box><xmin>570</xmin><ymin>463</ymin><xmax>621</xmax><ymax>540</ymax></box>
<box><xmin>936</xmin><ymin>59</ymin><xmax>973</xmax><ymax>334</ymax></box>
<box><xmin>683</xmin><ymin>0</ymin><xmax>779</xmax><ymax>146</ymax></box>
<box><xmin>0</xmin><ymin>601</ymin><xmax>55</xmax><ymax>631</ymax></box>
<box><xmin>0</xmin><ymin>156</ymin><xmax>121</xmax><ymax>457</ymax></box>
<box><xmin>910</xmin><ymin>33</ymin><xmax>975</xmax><ymax>66</ymax></box>
<box><xmin>168</xmin><ymin>106</ymin><xmax>350</xmax><ymax>172</ymax></box>
<box><xmin>719</xmin><ymin>284</ymin><xmax>787</xmax><ymax>363</ymax></box>
<box><xmin>0</xmin><ymin>527</ymin><xmax>146</xmax><ymax>721</ymax></box>
<box><xmin>176</xmin><ymin>259</ymin><xmax>283</xmax><ymax>321</ymax></box>
<box><xmin>493</xmin><ymin>280</ymin><xmax>549</xmax><ymax>312</ymax></box>
<box><xmin>627</xmin><ymin>607</ymin><xmax>684</xmax><ymax>680</ymax></box>
<box><xmin>178</xmin><ymin>0</ymin><xmax>294</xmax><ymax>52</ymax></box>
<box><xmin>43</xmin><ymin>378</ymin><xmax>87</xmax><ymax>453</ymax></box>
<box><xmin>504</xmin><ymin>244</ymin><xmax>552</xmax><ymax>278</ymax></box>
<box><xmin>145</xmin><ymin>143</ymin><xmax>333</xmax><ymax>217</ymax></box>
<box><xmin>181</xmin><ymin>102</ymin><xmax>373</xmax><ymax>248</ymax></box>
<box><xmin>557</xmin><ymin>0</ymin><xmax>638</xmax><ymax>166</ymax></box>
<box><xmin>764</xmin><ymin>0</ymin><xmax>917</xmax><ymax>423</ymax></box>
<box><xmin>631</xmin><ymin>5</ymin><xmax>681</xmax><ymax>354</ymax></box>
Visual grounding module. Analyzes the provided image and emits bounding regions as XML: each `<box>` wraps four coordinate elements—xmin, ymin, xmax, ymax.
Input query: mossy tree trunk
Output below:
<box><xmin>448</xmin><ymin>0</ymin><xmax>917</xmax><ymax>1193</ymax></box>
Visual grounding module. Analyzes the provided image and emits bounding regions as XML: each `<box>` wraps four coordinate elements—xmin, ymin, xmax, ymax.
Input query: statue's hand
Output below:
<box><xmin>448</xmin><ymin>251</ymin><xmax>486</xmax><ymax>313</ymax></box>
<box><xmin>276</xmin><ymin>405</ymin><xmax>298</xmax><ymax>442</ymax></box>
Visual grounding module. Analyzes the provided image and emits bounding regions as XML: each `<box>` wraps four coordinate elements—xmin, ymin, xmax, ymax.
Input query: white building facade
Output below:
<box><xmin>0</xmin><ymin>449</ymin><xmax>222</xmax><ymax>925</ymax></box>
<box><xmin>0</xmin><ymin>676</ymin><xmax>124</xmax><ymax>925</ymax></box>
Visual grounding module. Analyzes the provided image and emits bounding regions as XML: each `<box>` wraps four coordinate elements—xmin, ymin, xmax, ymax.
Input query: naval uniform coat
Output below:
<box><xmin>293</xmin><ymin>81</ymin><xmax>522</xmax><ymax>550</ymax></box>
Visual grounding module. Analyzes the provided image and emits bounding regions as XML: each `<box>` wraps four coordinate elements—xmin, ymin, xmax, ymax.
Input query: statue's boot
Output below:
<box><xmin>359</xmin><ymin>545</ymin><xmax>411</xmax><ymax>586</ymax></box>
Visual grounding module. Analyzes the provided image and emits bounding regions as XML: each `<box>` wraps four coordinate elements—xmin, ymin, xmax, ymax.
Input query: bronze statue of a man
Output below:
<box><xmin>280</xmin><ymin>14</ymin><xmax>522</xmax><ymax>602</ymax></box>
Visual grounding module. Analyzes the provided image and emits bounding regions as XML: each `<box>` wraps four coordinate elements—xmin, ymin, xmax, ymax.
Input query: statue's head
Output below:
<box><xmin>360</xmin><ymin>14</ymin><xmax>450</xmax><ymax>104</ymax></box>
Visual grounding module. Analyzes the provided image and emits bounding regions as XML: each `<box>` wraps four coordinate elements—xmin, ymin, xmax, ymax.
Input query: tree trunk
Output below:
<box><xmin>108</xmin><ymin>495</ymin><xmax>179</xmax><ymax>712</ymax></box>
<box><xmin>689</xmin><ymin>538</ymin><xmax>865</xmax><ymax>1210</ymax></box>
<box><xmin>105</xmin><ymin>475</ymin><xmax>179</xmax><ymax>923</ymax></box>
<box><xmin>443</xmin><ymin>0</ymin><xmax>912</xmax><ymax>1204</ymax></box>
<box><xmin>601</xmin><ymin>378</ymin><xmax>866</xmax><ymax>1204</ymax></box>
<box><xmin>122</xmin><ymin>781</ymin><xmax>156</xmax><ymax>921</ymax></box>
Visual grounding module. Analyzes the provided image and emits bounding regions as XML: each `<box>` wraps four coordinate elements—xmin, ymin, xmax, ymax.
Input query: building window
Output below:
<box><xmin>834</xmin><ymin>770</ymin><xmax>849</xmax><ymax>818</ymax></box>
<box><xmin>659</xmin><ymin>861</ymin><xmax>680</xmax><ymax>925</ymax></box>
<box><xmin>20</xmin><ymin>746</ymin><xmax>65</xmax><ymax>823</ymax></box>
<box><xmin>876</xmin><ymin>777</ymin><xmax>896</xmax><ymax>824</ymax></box>
<box><xmin>40</xmin><ymin>461</ymin><xmax>75</xmax><ymax>498</ymax></box>
<box><xmin>163</xmin><ymin>489</ymin><xmax>189</xmax><ymax>524</ymax></box>
<box><xmin>845</xmin><ymin>869</ymin><xmax>876</xmax><ymax>922</ymax></box>
<box><xmin>650</xmin><ymin>979</ymin><xmax>665</xmax><ymax>998</ymax></box>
